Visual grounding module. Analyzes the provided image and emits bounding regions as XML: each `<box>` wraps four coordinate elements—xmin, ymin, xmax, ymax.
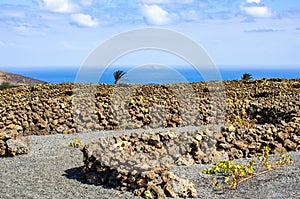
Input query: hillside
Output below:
<box><xmin>0</xmin><ymin>71</ymin><xmax>47</xmax><ymax>86</ymax></box>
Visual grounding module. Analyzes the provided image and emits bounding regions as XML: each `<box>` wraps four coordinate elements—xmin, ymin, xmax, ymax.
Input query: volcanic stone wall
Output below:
<box><xmin>81</xmin><ymin>130</ymin><xmax>204</xmax><ymax>198</ymax></box>
<box><xmin>81</xmin><ymin>123</ymin><xmax>299</xmax><ymax>198</ymax></box>
<box><xmin>79</xmin><ymin>77</ymin><xmax>300</xmax><ymax>198</ymax></box>
<box><xmin>0</xmin><ymin>79</ymin><xmax>299</xmax><ymax>140</ymax></box>
<box><xmin>1</xmin><ymin>78</ymin><xmax>299</xmax><ymax>158</ymax></box>
<box><xmin>1</xmin><ymin>78</ymin><xmax>300</xmax><ymax>197</ymax></box>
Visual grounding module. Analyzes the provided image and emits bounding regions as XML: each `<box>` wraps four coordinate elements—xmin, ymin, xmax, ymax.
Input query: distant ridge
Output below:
<box><xmin>0</xmin><ymin>71</ymin><xmax>47</xmax><ymax>86</ymax></box>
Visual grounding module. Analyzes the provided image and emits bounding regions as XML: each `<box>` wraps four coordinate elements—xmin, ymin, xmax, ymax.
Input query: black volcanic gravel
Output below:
<box><xmin>1</xmin><ymin>127</ymin><xmax>299</xmax><ymax>199</ymax></box>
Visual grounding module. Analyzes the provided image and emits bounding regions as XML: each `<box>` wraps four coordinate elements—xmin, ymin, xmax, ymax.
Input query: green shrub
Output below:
<box><xmin>0</xmin><ymin>82</ymin><xmax>13</xmax><ymax>90</ymax></box>
<box><xmin>202</xmin><ymin>146</ymin><xmax>294</xmax><ymax>189</ymax></box>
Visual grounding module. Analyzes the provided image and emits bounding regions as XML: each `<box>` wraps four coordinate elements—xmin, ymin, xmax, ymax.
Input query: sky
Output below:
<box><xmin>1</xmin><ymin>0</ymin><xmax>300</xmax><ymax>70</ymax></box>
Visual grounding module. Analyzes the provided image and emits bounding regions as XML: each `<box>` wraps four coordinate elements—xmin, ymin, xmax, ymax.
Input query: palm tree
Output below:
<box><xmin>241</xmin><ymin>73</ymin><xmax>252</xmax><ymax>81</ymax></box>
<box><xmin>113</xmin><ymin>70</ymin><xmax>126</xmax><ymax>84</ymax></box>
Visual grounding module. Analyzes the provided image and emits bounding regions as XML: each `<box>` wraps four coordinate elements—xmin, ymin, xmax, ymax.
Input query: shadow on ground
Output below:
<box><xmin>62</xmin><ymin>166</ymin><xmax>88</xmax><ymax>184</ymax></box>
<box><xmin>63</xmin><ymin>166</ymin><xmax>113</xmax><ymax>189</ymax></box>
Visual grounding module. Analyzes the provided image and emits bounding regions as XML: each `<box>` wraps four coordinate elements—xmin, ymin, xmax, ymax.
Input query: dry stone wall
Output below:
<box><xmin>1</xmin><ymin>78</ymin><xmax>299</xmax><ymax>197</ymax></box>
<box><xmin>81</xmin><ymin>129</ymin><xmax>219</xmax><ymax>198</ymax></box>
<box><xmin>81</xmin><ymin>121</ymin><xmax>300</xmax><ymax>198</ymax></box>
<box><xmin>0</xmin><ymin>78</ymin><xmax>299</xmax><ymax>154</ymax></box>
<box><xmin>0</xmin><ymin>131</ymin><xmax>29</xmax><ymax>157</ymax></box>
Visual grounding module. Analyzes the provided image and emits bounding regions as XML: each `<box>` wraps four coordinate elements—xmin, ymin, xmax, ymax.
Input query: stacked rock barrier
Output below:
<box><xmin>0</xmin><ymin>78</ymin><xmax>298</xmax><ymax>137</ymax></box>
<box><xmin>1</xmin><ymin>78</ymin><xmax>299</xmax><ymax>197</ymax></box>
<box><xmin>81</xmin><ymin>123</ymin><xmax>299</xmax><ymax>198</ymax></box>
<box><xmin>81</xmin><ymin>129</ymin><xmax>216</xmax><ymax>198</ymax></box>
<box><xmin>0</xmin><ymin>79</ymin><xmax>299</xmax><ymax>153</ymax></box>
<box><xmin>0</xmin><ymin>131</ymin><xmax>29</xmax><ymax>157</ymax></box>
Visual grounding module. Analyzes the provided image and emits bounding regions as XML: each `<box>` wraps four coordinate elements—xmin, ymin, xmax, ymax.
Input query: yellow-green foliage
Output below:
<box><xmin>202</xmin><ymin>146</ymin><xmax>294</xmax><ymax>189</ymax></box>
<box><xmin>69</xmin><ymin>137</ymin><xmax>83</xmax><ymax>148</ymax></box>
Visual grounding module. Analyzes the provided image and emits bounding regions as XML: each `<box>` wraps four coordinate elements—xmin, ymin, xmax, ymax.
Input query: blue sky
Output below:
<box><xmin>1</xmin><ymin>0</ymin><xmax>300</xmax><ymax>69</ymax></box>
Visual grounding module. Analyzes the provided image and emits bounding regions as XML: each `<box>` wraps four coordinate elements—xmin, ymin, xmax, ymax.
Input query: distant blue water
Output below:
<box><xmin>1</xmin><ymin>66</ymin><xmax>299</xmax><ymax>84</ymax></box>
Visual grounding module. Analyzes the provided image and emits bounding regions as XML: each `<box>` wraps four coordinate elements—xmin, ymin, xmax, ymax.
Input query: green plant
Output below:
<box><xmin>202</xmin><ymin>146</ymin><xmax>294</xmax><ymax>190</ymax></box>
<box><xmin>235</xmin><ymin>118</ymin><xmax>243</xmax><ymax>125</ymax></box>
<box><xmin>0</xmin><ymin>82</ymin><xmax>13</xmax><ymax>90</ymax></box>
<box><xmin>69</xmin><ymin>137</ymin><xmax>83</xmax><ymax>149</ymax></box>
<box><xmin>241</xmin><ymin>73</ymin><xmax>252</xmax><ymax>81</ymax></box>
<box><xmin>113</xmin><ymin>70</ymin><xmax>126</xmax><ymax>84</ymax></box>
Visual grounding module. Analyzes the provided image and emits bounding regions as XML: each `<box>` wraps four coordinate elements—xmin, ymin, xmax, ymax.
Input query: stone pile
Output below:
<box><xmin>0</xmin><ymin>131</ymin><xmax>30</xmax><ymax>157</ymax></box>
<box><xmin>0</xmin><ymin>79</ymin><xmax>299</xmax><ymax>137</ymax></box>
<box><xmin>81</xmin><ymin>129</ymin><xmax>222</xmax><ymax>198</ymax></box>
<box><xmin>0</xmin><ymin>83</ymin><xmax>76</xmax><ymax>136</ymax></box>
<box><xmin>0</xmin><ymin>78</ymin><xmax>299</xmax><ymax>197</ymax></box>
<box><xmin>82</xmin><ymin>123</ymin><xmax>299</xmax><ymax>198</ymax></box>
<box><xmin>218</xmin><ymin>122</ymin><xmax>300</xmax><ymax>160</ymax></box>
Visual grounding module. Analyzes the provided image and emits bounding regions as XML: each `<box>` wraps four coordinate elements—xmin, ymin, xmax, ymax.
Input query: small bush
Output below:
<box><xmin>69</xmin><ymin>137</ymin><xmax>83</xmax><ymax>149</ymax></box>
<box><xmin>202</xmin><ymin>146</ymin><xmax>294</xmax><ymax>189</ymax></box>
<box><xmin>0</xmin><ymin>82</ymin><xmax>13</xmax><ymax>90</ymax></box>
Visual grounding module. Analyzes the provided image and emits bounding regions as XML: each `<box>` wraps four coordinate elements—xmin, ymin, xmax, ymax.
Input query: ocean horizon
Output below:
<box><xmin>1</xmin><ymin>66</ymin><xmax>299</xmax><ymax>84</ymax></box>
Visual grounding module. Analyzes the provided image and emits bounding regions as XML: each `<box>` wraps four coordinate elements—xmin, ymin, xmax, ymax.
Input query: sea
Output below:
<box><xmin>1</xmin><ymin>66</ymin><xmax>299</xmax><ymax>84</ymax></box>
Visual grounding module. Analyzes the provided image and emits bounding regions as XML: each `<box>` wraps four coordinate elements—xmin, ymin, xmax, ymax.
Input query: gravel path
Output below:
<box><xmin>1</xmin><ymin>128</ymin><xmax>299</xmax><ymax>199</ymax></box>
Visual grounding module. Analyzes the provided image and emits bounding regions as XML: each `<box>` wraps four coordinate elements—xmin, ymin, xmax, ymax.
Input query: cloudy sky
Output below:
<box><xmin>1</xmin><ymin>0</ymin><xmax>300</xmax><ymax>69</ymax></box>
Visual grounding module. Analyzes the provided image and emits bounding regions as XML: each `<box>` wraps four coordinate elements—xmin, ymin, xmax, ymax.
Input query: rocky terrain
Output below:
<box><xmin>0</xmin><ymin>78</ymin><xmax>299</xmax><ymax>153</ymax></box>
<box><xmin>81</xmin><ymin>129</ymin><xmax>221</xmax><ymax>198</ymax></box>
<box><xmin>0</xmin><ymin>131</ymin><xmax>30</xmax><ymax>157</ymax></box>
<box><xmin>0</xmin><ymin>78</ymin><xmax>299</xmax><ymax>197</ymax></box>
<box><xmin>0</xmin><ymin>78</ymin><xmax>299</xmax><ymax>139</ymax></box>
<box><xmin>0</xmin><ymin>79</ymin><xmax>300</xmax><ymax>135</ymax></box>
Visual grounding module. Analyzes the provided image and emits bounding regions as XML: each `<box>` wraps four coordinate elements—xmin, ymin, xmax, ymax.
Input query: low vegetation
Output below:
<box><xmin>0</xmin><ymin>82</ymin><xmax>14</xmax><ymax>90</ymax></box>
<box><xmin>202</xmin><ymin>146</ymin><xmax>294</xmax><ymax>190</ymax></box>
<box><xmin>69</xmin><ymin>137</ymin><xmax>83</xmax><ymax>149</ymax></box>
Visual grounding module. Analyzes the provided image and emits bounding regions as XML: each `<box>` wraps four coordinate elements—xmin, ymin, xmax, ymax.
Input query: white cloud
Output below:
<box><xmin>79</xmin><ymin>0</ymin><xmax>107</xmax><ymax>6</ymax></box>
<box><xmin>241</xmin><ymin>0</ymin><xmax>273</xmax><ymax>18</ymax></box>
<box><xmin>246</xmin><ymin>0</ymin><xmax>261</xmax><ymax>3</ymax></box>
<box><xmin>140</xmin><ymin>4</ymin><xmax>177</xmax><ymax>25</ymax></box>
<box><xmin>180</xmin><ymin>10</ymin><xmax>199</xmax><ymax>21</ymax></box>
<box><xmin>244</xmin><ymin>28</ymin><xmax>282</xmax><ymax>33</ymax></box>
<box><xmin>242</xmin><ymin>6</ymin><xmax>273</xmax><ymax>18</ymax></box>
<box><xmin>80</xmin><ymin>0</ymin><xmax>94</xmax><ymax>6</ymax></box>
<box><xmin>70</xmin><ymin>13</ymin><xmax>99</xmax><ymax>27</ymax></box>
<box><xmin>39</xmin><ymin>0</ymin><xmax>79</xmax><ymax>13</ymax></box>
<box><xmin>141</xmin><ymin>0</ymin><xmax>193</xmax><ymax>4</ymax></box>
